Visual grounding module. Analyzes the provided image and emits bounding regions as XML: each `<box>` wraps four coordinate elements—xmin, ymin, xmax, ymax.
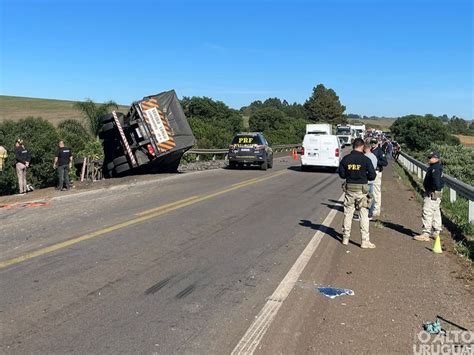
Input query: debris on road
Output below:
<box><xmin>0</xmin><ymin>201</ymin><xmax>49</xmax><ymax>209</ymax></box>
<box><xmin>317</xmin><ymin>287</ymin><xmax>355</xmax><ymax>299</ymax></box>
<box><xmin>423</xmin><ymin>318</ymin><xmax>443</xmax><ymax>334</ymax></box>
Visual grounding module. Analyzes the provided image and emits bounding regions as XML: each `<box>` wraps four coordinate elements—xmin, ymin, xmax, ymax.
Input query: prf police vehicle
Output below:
<box><xmin>228</xmin><ymin>132</ymin><xmax>273</xmax><ymax>170</ymax></box>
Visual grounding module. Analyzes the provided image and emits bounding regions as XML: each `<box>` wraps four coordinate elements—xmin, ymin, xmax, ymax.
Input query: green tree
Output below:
<box><xmin>304</xmin><ymin>84</ymin><xmax>346</xmax><ymax>124</ymax></box>
<box><xmin>57</xmin><ymin>119</ymin><xmax>93</xmax><ymax>155</ymax></box>
<box><xmin>181</xmin><ymin>96</ymin><xmax>242</xmax><ymax>147</ymax></box>
<box><xmin>74</xmin><ymin>99</ymin><xmax>118</xmax><ymax>137</ymax></box>
<box><xmin>249</xmin><ymin>108</ymin><xmax>288</xmax><ymax>132</ymax></box>
<box><xmin>390</xmin><ymin>115</ymin><xmax>459</xmax><ymax>151</ymax></box>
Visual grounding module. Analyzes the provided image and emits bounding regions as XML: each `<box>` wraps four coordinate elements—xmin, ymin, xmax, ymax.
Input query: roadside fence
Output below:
<box><xmin>398</xmin><ymin>151</ymin><xmax>474</xmax><ymax>224</ymax></box>
<box><xmin>184</xmin><ymin>144</ymin><xmax>301</xmax><ymax>161</ymax></box>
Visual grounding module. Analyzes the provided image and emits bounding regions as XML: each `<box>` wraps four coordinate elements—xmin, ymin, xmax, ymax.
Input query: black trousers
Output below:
<box><xmin>57</xmin><ymin>165</ymin><xmax>70</xmax><ymax>189</ymax></box>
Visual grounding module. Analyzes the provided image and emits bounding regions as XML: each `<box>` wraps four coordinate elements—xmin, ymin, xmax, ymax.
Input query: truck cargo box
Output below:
<box><xmin>99</xmin><ymin>90</ymin><xmax>195</xmax><ymax>177</ymax></box>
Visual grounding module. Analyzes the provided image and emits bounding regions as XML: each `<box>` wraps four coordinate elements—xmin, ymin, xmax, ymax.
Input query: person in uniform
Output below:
<box><xmin>339</xmin><ymin>138</ymin><xmax>377</xmax><ymax>248</ymax></box>
<box><xmin>414</xmin><ymin>151</ymin><xmax>444</xmax><ymax>241</ymax></box>
<box><xmin>370</xmin><ymin>138</ymin><xmax>388</xmax><ymax>220</ymax></box>
<box><xmin>53</xmin><ymin>140</ymin><xmax>73</xmax><ymax>191</ymax></box>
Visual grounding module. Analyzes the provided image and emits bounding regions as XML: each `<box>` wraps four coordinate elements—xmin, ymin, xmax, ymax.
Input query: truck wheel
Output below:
<box><xmin>113</xmin><ymin>156</ymin><xmax>128</xmax><ymax>166</ymax></box>
<box><xmin>99</xmin><ymin>113</ymin><xmax>114</xmax><ymax>124</ymax></box>
<box><xmin>114</xmin><ymin>162</ymin><xmax>130</xmax><ymax>175</ymax></box>
<box><xmin>260</xmin><ymin>160</ymin><xmax>268</xmax><ymax>171</ymax></box>
<box><xmin>268</xmin><ymin>157</ymin><xmax>273</xmax><ymax>169</ymax></box>
<box><xmin>301</xmin><ymin>165</ymin><xmax>308</xmax><ymax>172</ymax></box>
<box><xmin>98</xmin><ymin>122</ymin><xmax>115</xmax><ymax>139</ymax></box>
<box><xmin>228</xmin><ymin>161</ymin><xmax>237</xmax><ymax>169</ymax></box>
<box><xmin>106</xmin><ymin>161</ymin><xmax>115</xmax><ymax>171</ymax></box>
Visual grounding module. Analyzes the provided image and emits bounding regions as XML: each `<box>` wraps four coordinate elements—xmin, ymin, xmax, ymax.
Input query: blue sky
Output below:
<box><xmin>0</xmin><ymin>0</ymin><xmax>472</xmax><ymax>118</ymax></box>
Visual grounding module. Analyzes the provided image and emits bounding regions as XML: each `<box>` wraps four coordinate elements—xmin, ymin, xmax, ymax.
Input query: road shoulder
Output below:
<box><xmin>255</xmin><ymin>162</ymin><xmax>474</xmax><ymax>353</ymax></box>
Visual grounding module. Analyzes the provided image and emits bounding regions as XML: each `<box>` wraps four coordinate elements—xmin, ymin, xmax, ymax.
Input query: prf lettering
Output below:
<box><xmin>348</xmin><ymin>164</ymin><xmax>361</xmax><ymax>170</ymax></box>
<box><xmin>238</xmin><ymin>137</ymin><xmax>253</xmax><ymax>144</ymax></box>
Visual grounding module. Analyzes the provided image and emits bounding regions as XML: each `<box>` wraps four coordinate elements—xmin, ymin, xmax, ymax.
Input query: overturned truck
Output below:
<box><xmin>99</xmin><ymin>90</ymin><xmax>195</xmax><ymax>177</ymax></box>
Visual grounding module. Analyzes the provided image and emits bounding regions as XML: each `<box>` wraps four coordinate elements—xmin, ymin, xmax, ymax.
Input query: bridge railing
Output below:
<box><xmin>398</xmin><ymin>151</ymin><xmax>474</xmax><ymax>224</ymax></box>
<box><xmin>184</xmin><ymin>144</ymin><xmax>301</xmax><ymax>161</ymax></box>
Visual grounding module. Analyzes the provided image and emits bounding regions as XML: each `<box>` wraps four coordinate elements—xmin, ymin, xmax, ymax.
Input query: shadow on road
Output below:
<box><xmin>379</xmin><ymin>220</ymin><xmax>417</xmax><ymax>238</ymax></box>
<box><xmin>287</xmin><ymin>166</ymin><xmax>336</xmax><ymax>174</ymax></box>
<box><xmin>321</xmin><ymin>203</ymin><xmax>344</xmax><ymax>213</ymax></box>
<box><xmin>299</xmin><ymin>219</ymin><xmax>360</xmax><ymax>247</ymax></box>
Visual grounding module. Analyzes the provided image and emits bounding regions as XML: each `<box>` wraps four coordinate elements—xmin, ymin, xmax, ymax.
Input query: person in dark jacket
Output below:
<box><xmin>15</xmin><ymin>138</ymin><xmax>31</xmax><ymax>195</ymax></box>
<box><xmin>339</xmin><ymin>138</ymin><xmax>377</xmax><ymax>248</ymax></box>
<box><xmin>414</xmin><ymin>151</ymin><xmax>444</xmax><ymax>241</ymax></box>
<box><xmin>370</xmin><ymin>138</ymin><xmax>388</xmax><ymax>219</ymax></box>
<box><xmin>53</xmin><ymin>140</ymin><xmax>73</xmax><ymax>191</ymax></box>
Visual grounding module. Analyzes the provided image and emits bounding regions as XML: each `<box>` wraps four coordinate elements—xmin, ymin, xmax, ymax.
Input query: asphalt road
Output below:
<box><xmin>0</xmin><ymin>157</ymin><xmax>344</xmax><ymax>354</ymax></box>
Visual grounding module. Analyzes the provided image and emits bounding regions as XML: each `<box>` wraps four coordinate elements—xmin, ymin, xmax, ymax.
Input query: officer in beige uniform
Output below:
<box><xmin>414</xmin><ymin>151</ymin><xmax>444</xmax><ymax>241</ymax></box>
<box><xmin>339</xmin><ymin>138</ymin><xmax>377</xmax><ymax>248</ymax></box>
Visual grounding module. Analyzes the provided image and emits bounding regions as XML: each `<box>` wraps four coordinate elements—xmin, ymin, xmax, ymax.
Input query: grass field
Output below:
<box><xmin>0</xmin><ymin>96</ymin><xmax>129</xmax><ymax>126</ymax></box>
<box><xmin>457</xmin><ymin>134</ymin><xmax>474</xmax><ymax>146</ymax></box>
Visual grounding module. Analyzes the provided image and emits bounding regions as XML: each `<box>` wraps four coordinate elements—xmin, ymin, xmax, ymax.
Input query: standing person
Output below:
<box><xmin>371</xmin><ymin>138</ymin><xmax>388</xmax><ymax>220</ymax></box>
<box><xmin>0</xmin><ymin>144</ymin><xmax>7</xmax><ymax>172</ymax></box>
<box><xmin>339</xmin><ymin>138</ymin><xmax>377</xmax><ymax>249</ymax></box>
<box><xmin>386</xmin><ymin>140</ymin><xmax>393</xmax><ymax>160</ymax></box>
<box><xmin>414</xmin><ymin>151</ymin><xmax>444</xmax><ymax>241</ymax></box>
<box><xmin>53</xmin><ymin>140</ymin><xmax>73</xmax><ymax>191</ymax></box>
<box><xmin>15</xmin><ymin>138</ymin><xmax>31</xmax><ymax>195</ymax></box>
<box><xmin>364</xmin><ymin>142</ymin><xmax>378</xmax><ymax>220</ymax></box>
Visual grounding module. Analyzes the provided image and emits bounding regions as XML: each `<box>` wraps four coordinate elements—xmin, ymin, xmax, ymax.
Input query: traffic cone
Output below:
<box><xmin>432</xmin><ymin>235</ymin><xmax>442</xmax><ymax>254</ymax></box>
<box><xmin>292</xmin><ymin>149</ymin><xmax>298</xmax><ymax>160</ymax></box>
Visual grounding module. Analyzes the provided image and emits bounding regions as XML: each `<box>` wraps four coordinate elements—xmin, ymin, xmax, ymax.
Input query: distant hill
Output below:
<box><xmin>0</xmin><ymin>96</ymin><xmax>129</xmax><ymax>126</ymax></box>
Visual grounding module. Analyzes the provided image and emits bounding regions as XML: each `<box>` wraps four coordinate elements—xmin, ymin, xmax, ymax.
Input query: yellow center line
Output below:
<box><xmin>0</xmin><ymin>170</ymin><xmax>288</xmax><ymax>270</ymax></box>
<box><xmin>135</xmin><ymin>195</ymin><xmax>200</xmax><ymax>216</ymax></box>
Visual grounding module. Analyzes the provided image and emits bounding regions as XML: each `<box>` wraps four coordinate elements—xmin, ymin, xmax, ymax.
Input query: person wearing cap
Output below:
<box><xmin>15</xmin><ymin>138</ymin><xmax>31</xmax><ymax>195</ymax></box>
<box><xmin>370</xmin><ymin>138</ymin><xmax>388</xmax><ymax>219</ymax></box>
<box><xmin>339</xmin><ymin>138</ymin><xmax>377</xmax><ymax>249</ymax></box>
<box><xmin>414</xmin><ymin>151</ymin><xmax>444</xmax><ymax>241</ymax></box>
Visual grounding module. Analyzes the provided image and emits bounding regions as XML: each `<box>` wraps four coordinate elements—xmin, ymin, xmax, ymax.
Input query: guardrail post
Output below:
<box><xmin>449</xmin><ymin>188</ymin><xmax>457</xmax><ymax>203</ymax></box>
<box><xmin>469</xmin><ymin>200</ymin><xmax>474</xmax><ymax>224</ymax></box>
<box><xmin>422</xmin><ymin>170</ymin><xmax>426</xmax><ymax>179</ymax></box>
<box><xmin>196</xmin><ymin>155</ymin><xmax>200</xmax><ymax>161</ymax></box>
<box><xmin>212</xmin><ymin>155</ymin><xmax>216</xmax><ymax>161</ymax></box>
<box><xmin>417</xmin><ymin>166</ymin><xmax>422</xmax><ymax>179</ymax></box>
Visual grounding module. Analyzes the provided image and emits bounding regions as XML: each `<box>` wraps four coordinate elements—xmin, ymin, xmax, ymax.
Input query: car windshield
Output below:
<box><xmin>336</xmin><ymin>128</ymin><xmax>351</xmax><ymax>135</ymax></box>
<box><xmin>231</xmin><ymin>135</ymin><xmax>263</xmax><ymax>145</ymax></box>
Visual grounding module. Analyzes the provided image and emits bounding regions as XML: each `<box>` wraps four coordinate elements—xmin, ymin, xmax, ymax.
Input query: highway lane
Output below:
<box><xmin>1</xmin><ymin>158</ymin><xmax>344</xmax><ymax>353</ymax></box>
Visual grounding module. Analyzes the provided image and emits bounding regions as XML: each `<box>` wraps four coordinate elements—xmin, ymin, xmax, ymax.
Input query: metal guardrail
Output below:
<box><xmin>185</xmin><ymin>144</ymin><xmax>301</xmax><ymax>161</ymax></box>
<box><xmin>398</xmin><ymin>151</ymin><xmax>474</xmax><ymax>224</ymax></box>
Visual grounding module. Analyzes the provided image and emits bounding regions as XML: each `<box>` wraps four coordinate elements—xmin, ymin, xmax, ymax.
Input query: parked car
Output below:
<box><xmin>300</xmin><ymin>133</ymin><xmax>341</xmax><ymax>172</ymax></box>
<box><xmin>228</xmin><ymin>132</ymin><xmax>273</xmax><ymax>170</ymax></box>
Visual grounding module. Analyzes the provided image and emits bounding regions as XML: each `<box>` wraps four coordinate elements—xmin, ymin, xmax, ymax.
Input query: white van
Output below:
<box><xmin>300</xmin><ymin>134</ymin><xmax>341</xmax><ymax>172</ymax></box>
<box><xmin>306</xmin><ymin>123</ymin><xmax>332</xmax><ymax>135</ymax></box>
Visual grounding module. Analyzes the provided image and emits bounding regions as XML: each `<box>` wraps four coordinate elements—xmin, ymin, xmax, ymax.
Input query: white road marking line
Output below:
<box><xmin>231</xmin><ymin>193</ymin><xmax>344</xmax><ymax>355</ymax></box>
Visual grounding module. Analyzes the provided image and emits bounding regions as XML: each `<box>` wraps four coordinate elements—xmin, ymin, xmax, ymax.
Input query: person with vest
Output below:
<box><xmin>370</xmin><ymin>138</ymin><xmax>388</xmax><ymax>220</ymax></box>
<box><xmin>339</xmin><ymin>138</ymin><xmax>377</xmax><ymax>249</ymax></box>
<box><xmin>53</xmin><ymin>140</ymin><xmax>73</xmax><ymax>191</ymax></box>
<box><xmin>414</xmin><ymin>151</ymin><xmax>444</xmax><ymax>241</ymax></box>
<box><xmin>15</xmin><ymin>138</ymin><xmax>31</xmax><ymax>195</ymax></box>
